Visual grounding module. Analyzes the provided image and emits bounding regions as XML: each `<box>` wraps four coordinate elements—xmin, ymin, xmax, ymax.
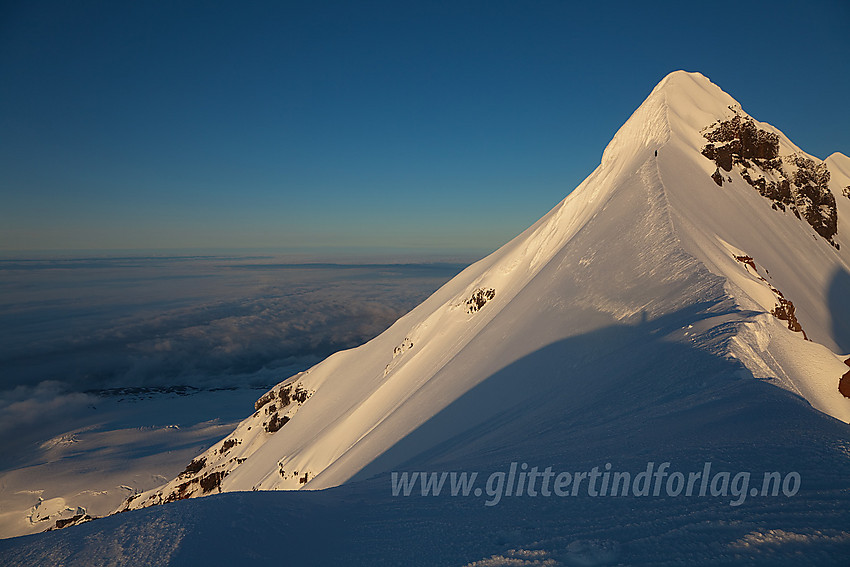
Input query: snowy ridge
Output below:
<box><xmin>116</xmin><ymin>71</ymin><xmax>850</xmax><ymax>515</ymax></box>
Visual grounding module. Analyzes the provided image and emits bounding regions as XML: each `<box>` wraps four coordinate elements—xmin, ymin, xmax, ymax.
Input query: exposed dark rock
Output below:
<box><xmin>199</xmin><ymin>471</ymin><xmax>226</xmax><ymax>493</ymax></box>
<box><xmin>123</xmin><ymin>379</ymin><xmax>314</xmax><ymax>512</ymax></box>
<box><xmin>734</xmin><ymin>255</ymin><xmax>757</xmax><ymax>271</ymax></box>
<box><xmin>843</xmin><ymin>186</ymin><xmax>850</xmax><ymax>199</ymax></box>
<box><xmin>733</xmin><ymin>254</ymin><xmax>808</xmax><ymax>340</ymax></box>
<box><xmin>53</xmin><ymin>514</ymin><xmax>82</xmax><ymax>529</ymax></box>
<box><xmin>220</xmin><ymin>438</ymin><xmax>239</xmax><ymax>454</ymax></box>
<box><xmin>703</xmin><ymin>114</ymin><xmax>779</xmax><ymax>162</ymax></box>
<box><xmin>771</xmin><ymin>296</ymin><xmax>805</xmax><ymax>335</ymax></box>
<box><xmin>257</xmin><ymin>383</ymin><xmax>312</xmax><ymax>419</ymax></box>
<box><xmin>300</xmin><ymin>472</ymin><xmax>309</xmax><ymax>484</ymax></box>
<box><xmin>701</xmin><ymin>115</ymin><xmax>838</xmax><ymax>243</ymax></box>
<box><xmin>181</xmin><ymin>457</ymin><xmax>206</xmax><ymax>476</ymax></box>
<box><xmin>254</xmin><ymin>389</ymin><xmax>276</xmax><ymax>411</ymax></box>
<box><xmin>702</xmin><ymin>115</ymin><xmax>782</xmax><ymax>190</ymax></box>
<box><xmin>466</xmin><ymin>288</ymin><xmax>496</xmax><ymax>313</ymax></box>
<box><xmin>711</xmin><ymin>168</ymin><xmax>724</xmax><ymax>186</ymax></box>
<box><xmin>740</xmin><ymin>169</ymin><xmax>793</xmax><ymax>205</ymax></box>
<box><xmin>51</xmin><ymin>514</ymin><xmax>93</xmax><ymax>530</ymax></box>
<box><xmin>278</xmin><ymin>386</ymin><xmax>291</xmax><ymax>406</ymax></box>
<box><xmin>840</xmin><ymin>358</ymin><xmax>850</xmax><ymax>399</ymax></box>
<box><xmin>790</xmin><ymin>155</ymin><xmax>836</xmax><ymax>240</ymax></box>
<box><xmin>292</xmin><ymin>386</ymin><xmax>310</xmax><ymax>404</ymax></box>
<box><xmin>265</xmin><ymin>413</ymin><xmax>290</xmax><ymax>433</ymax></box>
<box><xmin>702</xmin><ymin>143</ymin><xmax>733</xmax><ymax>171</ymax></box>
<box><xmin>165</xmin><ymin>480</ymin><xmax>194</xmax><ymax>503</ymax></box>
<box><xmin>840</xmin><ymin>375</ymin><xmax>850</xmax><ymax>398</ymax></box>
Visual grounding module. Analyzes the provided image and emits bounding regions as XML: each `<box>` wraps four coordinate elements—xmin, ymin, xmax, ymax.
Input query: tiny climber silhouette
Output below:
<box><xmin>655</xmin><ymin>150</ymin><xmax>658</xmax><ymax>157</ymax></box>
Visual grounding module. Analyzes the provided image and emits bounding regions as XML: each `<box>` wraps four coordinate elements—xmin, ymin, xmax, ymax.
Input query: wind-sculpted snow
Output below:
<box><xmin>16</xmin><ymin>71</ymin><xmax>849</xmax><ymax>564</ymax></box>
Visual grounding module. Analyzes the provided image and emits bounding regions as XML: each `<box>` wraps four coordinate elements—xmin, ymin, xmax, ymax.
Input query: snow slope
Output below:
<box><xmin>4</xmin><ymin>71</ymin><xmax>848</xmax><ymax>565</ymax></box>
<box><xmin>111</xmin><ymin>71</ymin><xmax>850</xmax><ymax>513</ymax></box>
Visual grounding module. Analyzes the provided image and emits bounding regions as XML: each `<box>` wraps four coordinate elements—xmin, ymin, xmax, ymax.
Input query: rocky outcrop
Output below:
<box><xmin>277</xmin><ymin>466</ymin><xmax>312</xmax><ymax>485</ymax></box>
<box><xmin>198</xmin><ymin>471</ymin><xmax>226</xmax><ymax>493</ymax></box>
<box><xmin>265</xmin><ymin>413</ymin><xmax>290</xmax><ymax>433</ymax></box>
<box><xmin>257</xmin><ymin>383</ymin><xmax>311</xmax><ymax>433</ymax></box>
<box><xmin>254</xmin><ymin>389</ymin><xmax>276</xmax><ymax>412</ymax></box>
<box><xmin>771</xmin><ymin>294</ymin><xmax>804</xmax><ymax>334</ymax></box>
<box><xmin>466</xmin><ymin>288</ymin><xmax>496</xmax><ymax>313</ymax></box>
<box><xmin>49</xmin><ymin>513</ymin><xmax>95</xmax><ymax>531</ymax></box>
<box><xmin>115</xmin><ymin>377</ymin><xmax>314</xmax><ymax>512</ymax></box>
<box><xmin>182</xmin><ymin>457</ymin><xmax>206</xmax><ymax>475</ymax></box>
<box><xmin>701</xmin><ymin>114</ymin><xmax>780</xmax><ymax>170</ymax></box>
<box><xmin>840</xmin><ymin>358</ymin><xmax>850</xmax><ymax>399</ymax></box>
<box><xmin>734</xmin><ymin>255</ymin><xmax>757</xmax><ymax>271</ymax></box>
<box><xmin>733</xmin><ymin>254</ymin><xmax>808</xmax><ymax>339</ymax></box>
<box><xmin>219</xmin><ymin>438</ymin><xmax>239</xmax><ymax>454</ymax></box>
<box><xmin>701</xmin><ymin>114</ymin><xmax>838</xmax><ymax>246</ymax></box>
<box><xmin>789</xmin><ymin>155</ymin><xmax>836</xmax><ymax>241</ymax></box>
<box><xmin>711</xmin><ymin>168</ymin><xmax>724</xmax><ymax>186</ymax></box>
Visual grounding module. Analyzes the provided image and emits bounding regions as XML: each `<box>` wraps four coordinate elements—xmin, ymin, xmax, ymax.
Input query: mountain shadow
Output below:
<box><xmin>828</xmin><ymin>267</ymin><xmax>850</xmax><ymax>354</ymax></box>
<box><xmin>348</xmin><ymin>302</ymin><xmax>850</xmax><ymax>485</ymax></box>
<box><xmin>5</xmin><ymin>302</ymin><xmax>850</xmax><ymax>566</ymax></box>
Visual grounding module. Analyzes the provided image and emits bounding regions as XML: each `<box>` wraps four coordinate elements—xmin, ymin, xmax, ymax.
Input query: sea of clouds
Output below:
<box><xmin>0</xmin><ymin>254</ymin><xmax>468</xmax><ymax>442</ymax></box>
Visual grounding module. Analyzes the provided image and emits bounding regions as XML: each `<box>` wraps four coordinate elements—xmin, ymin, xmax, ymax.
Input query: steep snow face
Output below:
<box><xmin>639</xmin><ymin>72</ymin><xmax>850</xmax><ymax>417</ymax></box>
<box><xmin>118</xmin><ymin>71</ymin><xmax>850</xmax><ymax>513</ymax></box>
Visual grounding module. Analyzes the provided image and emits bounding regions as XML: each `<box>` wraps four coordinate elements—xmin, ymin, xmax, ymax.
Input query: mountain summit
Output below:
<box><xmin>116</xmin><ymin>71</ymin><xmax>850</xmax><ymax>511</ymax></box>
<box><xmin>4</xmin><ymin>70</ymin><xmax>850</xmax><ymax>565</ymax></box>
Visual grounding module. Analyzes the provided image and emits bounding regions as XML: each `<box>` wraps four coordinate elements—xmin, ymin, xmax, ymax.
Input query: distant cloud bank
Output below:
<box><xmin>0</xmin><ymin>256</ymin><xmax>467</xmax><ymax>395</ymax></box>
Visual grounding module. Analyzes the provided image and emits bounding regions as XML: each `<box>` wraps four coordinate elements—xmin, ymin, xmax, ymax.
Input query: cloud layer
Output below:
<box><xmin>0</xmin><ymin>256</ymin><xmax>467</xmax><ymax>394</ymax></box>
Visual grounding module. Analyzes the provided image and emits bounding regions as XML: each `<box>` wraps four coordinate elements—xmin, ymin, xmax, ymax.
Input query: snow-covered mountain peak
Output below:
<box><xmin>650</xmin><ymin>69</ymin><xmax>737</xmax><ymax>114</ymax></box>
<box><xmin>601</xmin><ymin>71</ymin><xmax>734</xmax><ymax>168</ymax></box>
<box><xmin>105</xmin><ymin>71</ymin><xmax>849</xmax><ymax>519</ymax></box>
<box><xmin>601</xmin><ymin>70</ymin><xmax>820</xmax><ymax>177</ymax></box>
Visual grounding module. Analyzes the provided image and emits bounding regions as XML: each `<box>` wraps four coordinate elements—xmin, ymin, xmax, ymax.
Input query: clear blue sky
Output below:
<box><xmin>2</xmin><ymin>0</ymin><xmax>848</xmax><ymax>254</ymax></box>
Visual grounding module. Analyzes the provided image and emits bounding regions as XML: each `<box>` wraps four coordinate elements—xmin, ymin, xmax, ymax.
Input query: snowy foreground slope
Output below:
<box><xmin>3</xmin><ymin>71</ymin><xmax>850</xmax><ymax>565</ymax></box>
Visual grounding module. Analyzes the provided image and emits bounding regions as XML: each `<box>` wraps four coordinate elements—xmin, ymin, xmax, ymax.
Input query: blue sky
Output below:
<box><xmin>2</xmin><ymin>0</ymin><xmax>848</xmax><ymax>254</ymax></box>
